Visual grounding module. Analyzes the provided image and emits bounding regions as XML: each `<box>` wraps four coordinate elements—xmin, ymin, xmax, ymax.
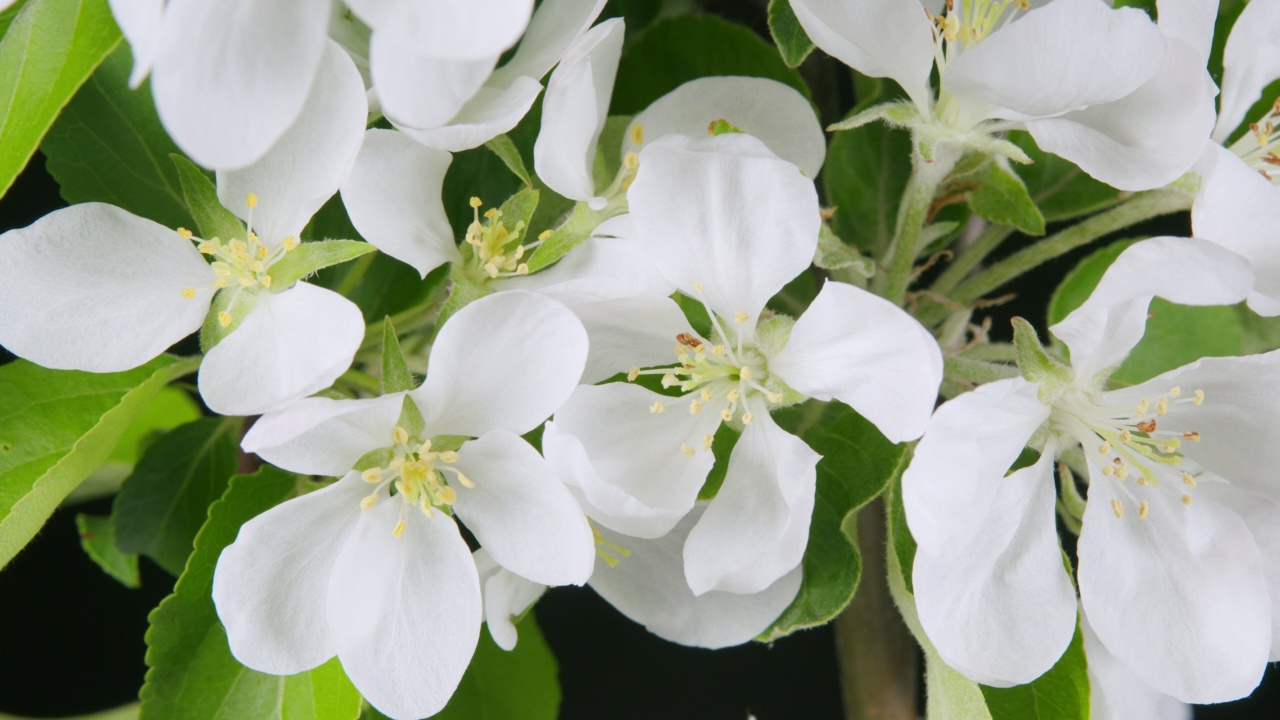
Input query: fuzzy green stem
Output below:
<box><xmin>944</xmin><ymin>355</ymin><xmax>1019</xmax><ymax>385</ymax></box>
<box><xmin>929</xmin><ymin>223</ymin><xmax>1015</xmax><ymax>296</ymax></box>
<box><xmin>878</xmin><ymin>149</ymin><xmax>960</xmax><ymax>306</ymax></box>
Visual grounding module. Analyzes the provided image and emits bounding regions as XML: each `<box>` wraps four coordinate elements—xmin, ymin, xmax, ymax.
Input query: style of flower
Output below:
<box><xmin>545</xmin><ymin>131</ymin><xmax>943</xmax><ymax>596</ymax></box>
<box><xmin>0</xmin><ymin>42</ymin><xmax>368</xmax><ymax>416</ymax></box>
<box><xmin>790</xmin><ymin>0</ymin><xmax>1215</xmax><ymax>189</ymax></box>
<box><xmin>902</xmin><ymin>236</ymin><xmax>1280</xmax><ymax>703</ymax></box>
<box><xmin>214</xmin><ymin>291</ymin><xmax>594</xmax><ymax>720</ymax></box>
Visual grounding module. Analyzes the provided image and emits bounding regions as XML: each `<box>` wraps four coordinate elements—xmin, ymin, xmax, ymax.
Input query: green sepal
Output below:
<box><xmin>397</xmin><ymin>395</ymin><xmax>425</xmax><ymax>439</ymax></box>
<box><xmin>827</xmin><ymin>101</ymin><xmax>918</xmax><ymax>132</ymax></box>
<box><xmin>523</xmin><ymin>200</ymin><xmax>603</xmax><ymax>274</ymax></box>
<box><xmin>485</xmin><ymin>134</ymin><xmax>534</xmax><ymax>187</ymax></box>
<box><xmin>380</xmin><ymin>317</ymin><xmax>417</xmax><ymax>394</ymax></box>
<box><xmin>268</xmin><ymin>239</ymin><xmax>376</xmax><ymax>290</ymax></box>
<box><xmin>767</xmin><ymin>0</ymin><xmax>815</xmax><ymax>68</ymax></box>
<box><xmin>353</xmin><ymin>447</ymin><xmax>394</xmax><ymax>474</ymax></box>
<box><xmin>76</xmin><ymin>513</ymin><xmax>141</xmax><ymax>588</ymax></box>
<box><xmin>198</xmin><ymin>288</ymin><xmax>260</xmax><ymax>353</ymax></box>
<box><xmin>500</xmin><ymin>187</ymin><xmax>540</xmax><ymax>239</ymax></box>
<box><xmin>170</xmin><ymin>153</ymin><xmax>244</xmax><ymax>242</ymax></box>
<box><xmin>1012</xmin><ymin>317</ymin><xmax>1073</xmax><ymax>404</ymax></box>
<box><xmin>969</xmin><ymin>159</ymin><xmax>1046</xmax><ymax>236</ymax></box>
<box><xmin>814</xmin><ymin>225</ymin><xmax>875</xmax><ymax>277</ymax></box>
<box><xmin>437</xmin><ymin>267</ymin><xmax>493</xmax><ymax>330</ymax></box>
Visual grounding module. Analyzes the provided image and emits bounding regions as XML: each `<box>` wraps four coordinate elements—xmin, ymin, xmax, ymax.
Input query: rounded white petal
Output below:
<box><xmin>625</xmin><ymin>76</ymin><xmax>826</xmax><ymax>178</ymax></box>
<box><xmin>371</xmin><ymin>32</ymin><xmax>498</xmax><ymax>132</ymax></box>
<box><xmin>241</xmin><ymin>393</ymin><xmax>406</xmax><ymax>476</ymax></box>
<box><xmin>152</xmin><ymin>0</ymin><xmax>330</xmax><ymax>170</ymax></box>
<box><xmin>788</xmin><ymin>0</ymin><xmax>935</xmax><ymax>113</ymax></box>
<box><xmin>347</xmin><ymin>0</ymin><xmax>533</xmax><ymax>62</ymax></box>
<box><xmin>474</xmin><ymin>549</ymin><xmax>547</xmax><ymax>651</ymax></box>
<box><xmin>413</xmin><ymin>291</ymin><xmax>587</xmax><ymax>437</ymax></box>
<box><xmin>683</xmin><ymin>407</ymin><xmax>819</xmax><ymax>596</ymax></box>
<box><xmin>768</xmin><ymin>281</ymin><xmax>942</xmax><ymax>443</ymax></box>
<box><xmin>340</xmin><ymin>128</ymin><xmax>459</xmax><ymax>277</ymax></box>
<box><xmin>1215</xmin><ymin>0</ymin><xmax>1280</xmax><ymax>141</ymax></box>
<box><xmin>554</xmin><ymin>296</ymin><xmax>692</xmax><ymax>385</ymax></box>
<box><xmin>913</xmin><ymin>444</ymin><xmax>1078</xmax><ymax>687</ymax></box>
<box><xmin>1082</xmin><ymin>612</ymin><xmax>1193</xmax><ymax>720</ymax></box>
<box><xmin>198</xmin><ymin>283</ymin><xmax>364</xmax><ymax>416</ymax></box>
<box><xmin>489</xmin><ymin>0</ymin><xmax>608</xmax><ymax>85</ymax></box>
<box><xmin>212</xmin><ymin>471</ymin><xmax>368</xmax><ymax>675</ymax></box>
<box><xmin>498</xmin><ymin>221</ymin><xmax>675</xmax><ymax>300</ymax></box>
<box><xmin>945</xmin><ymin>0</ymin><xmax>1163</xmax><ymax>121</ymax></box>
<box><xmin>107</xmin><ymin>0</ymin><xmax>164</xmax><ymax>87</ymax></box>
<box><xmin>450</xmin><ymin>430</ymin><xmax>594</xmax><ymax>587</ymax></box>
<box><xmin>1023</xmin><ymin>36</ymin><xmax>1216</xmax><ymax>192</ymax></box>
<box><xmin>1155</xmin><ymin>0</ymin><xmax>1217</xmax><ymax>65</ymax></box>
<box><xmin>545</xmin><ymin>385</ymin><xmax>719</xmax><ymax>538</ymax></box>
<box><xmin>0</xmin><ymin>203</ymin><xmax>215</xmax><ymax>372</ymax></box>
<box><xmin>327</xmin><ymin>499</ymin><xmax>481</xmax><ymax>720</ymax></box>
<box><xmin>629</xmin><ymin>133</ymin><xmax>820</xmax><ymax>324</ymax></box>
<box><xmin>589</xmin><ymin>504</ymin><xmax>803</xmax><ymax>649</ymax></box>
<box><xmin>1048</xmin><ymin>237</ymin><xmax>1254</xmax><ymax>382</ymax></box>
<box><xmin>533</xmin><ymin>18</ymin><xmax>624</xmax><ymax>207</ymax></box>
<box><xmin>1078</xmin><ymin>468</ymin><xmax>1270</xmax><ymax>703</ymax></box>
<box><xmin>217</xmin><ymin>41</ymin><xmax>368</xmax><ymax>244</ymax></box>
<box><xmin>395</xmin><ymin>76</ymin><xmax>545</xmax><ymax>152</ymax></box>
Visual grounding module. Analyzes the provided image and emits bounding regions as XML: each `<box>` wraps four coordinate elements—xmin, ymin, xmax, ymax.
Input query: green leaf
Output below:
<box><xmin>0</xmin><ymin>2</ymin><xmax>29</xmax><ymax>38</ymax></box>
<box><xmin>484</xmin><ymin>134</ymin><xmax>533</xmax><ymax>187</ymax></box>
<box><xmin>0</xmin><ymin>354</ymin><xmax>199</xmax><ymax>570</ymax></box>
<box><xmin>41</xmin><ymin>44</ymin><xmax>192</xmax><ymax>228</ymax></box>
<box><xmin>1047</xmin><ymin>239</ymin><xmax>1246</xmax><ymax>385</ymax></box>
<box><xmin>171</xmin><ymin>153</ymin><xmax>245</xmax><ymax>241</ymax></box>
<box><xmin>760</xmin><ymin>402</ymin><xmax>909</xmax><ymax>640</ymax></box>
<box><xmin>1009</xmin><ymin>131</ymin><xmax>1123</xmax><ymax>223</ymax></box>
<box><xmin>0</xmin><ymin>704</ymin><xmax>138</xmax><ymax>720</ymax></box>
<box><xmin>0</xmin><ymin>0</ymin><xmax>122</xmax><ymax>199</ymax></box>
<box><xmin>981</xmin><ymin>623</ymin><xmax>1089</xmax><ymax>720</ymax></box>
<box><xmin>73</xmin><ymin>386</ymin><xmax>202</xmax><ymax>503</ymax></box>
<box><xmin>767</xmin><ymin>0</ymin><xmax>815</xmax><ymax>68</ymax></box>
<box><xmin>814</xmin><ymin>225</ymin><xmax>875</xmax><ymax>276</ymax></box>
<box><xmin>524</xmin><ymin>199</ymin><xmax>601</xmax><ymax>273</ymax></box>
<box><xmin>969</xmin><ymin>160</ymin><xmax>1046</xmax><ymax>236</ymax></box>
<box><xmin>432</xmin><ymin>622</ymin><xmax>560</xmax><ymax>720</ymax></box>
<box><xmin>612</xmin><ymin>14</ymin><xmax>810</xmax><ymax>115</ymax></box>
<box><xmin>269</xmin><ymin>240</ymin><xmax>377</xmax><ymax>289</ymax></box>
<box><xmin>824</xmin><ymin>120</ymin><xmax>912</xmax><ymax>256</ymax></box>
<box><xmin>141</xmin><ymin>467</ymin><xmax>362</xmax><ymax>720</ymax></box>
<box><xmin>76</xmin><ymin>512</ymin><xmax>140</xmax><ymax>588</ymax></box>
<box><xmin>199</xmin><ymin>286</ymin><xmax>259</xmax><ymax>352</ymax></box>
<box><xmin>112</xmin><ymin>417</ymin><xmax>242</xmax><ymax>576</ymax></box>
<box><xmin>380</xmin><ymin>316</ymin><xmax>416</xmax><ymax>393</ymax></box>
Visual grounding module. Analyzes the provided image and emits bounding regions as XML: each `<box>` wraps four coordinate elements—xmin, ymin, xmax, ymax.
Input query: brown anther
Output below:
<box><xmin>1183</xmin><ymin>430</ymin><xmax>1201</xmax><ymax>442</ymax></box>
<box><xmin>676</xmin><ymin>333</ymin><xmax>703</xmax><ymax>350</ymax></box>
<box><xmin>1136</xmin><ymin>419</ymin><xmax>1157</xmax><ymax>433</ymax></box>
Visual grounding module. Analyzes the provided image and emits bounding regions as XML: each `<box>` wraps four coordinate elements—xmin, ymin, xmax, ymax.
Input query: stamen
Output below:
<box><xmin>392</xmin><ymin>520</ymin><xmax>406</xmax><ymax>538</ymax></box>
<box><xmin>720</xmin><ymin>408</ymin><xmax>734</xmax><ymax>422</ymax></box>
<box><xmin>629</xmin><ymin>122</ymin><xmax>644</xmax><ymax>145</ymax></box>
<box><xmin>702</xmin><ymin>433</ymin><xmax>714</xmax><ymax>451</ymax></box>
<box><xmin>360</xmin><ymin>493</ymin><xmax>378</xmax><ymax>510</ymax></box>
<box><xmin>1182</xmin><ymin>472</ymin><xmax>1197</xmax><ymax>488</ymax></box>
<box><xmin>1098</xmin><ymin>441</ymin><xmax>1111</xmax><ymax>454</ymax></box>
<box><xmin>734</xmin><ymin>312</ymin><xmax>749</xmax><ymax>324</ymax></box>
<box><xmin>245</xmin><ymin>193</ymin><xmax>258</xmax><ymax>208</ymax></box>
<box><xmin>217</xmin><ymin>311</ymin><xmax>231</xmax><ymax>327</ymax></box>
<box><xmin>1181</xmin><ymin>494</ymin><xmax>1193</xmax><ymax>505</ymax></box>
<box><xmin>689</xmin><ymin>400</ymin><xmax>702</xmax><ymax>414</ymax></box>
<box><xmin>1138</xmin><ymin>501</ymin><xmax>1149</xmax><ymax>520</ymax></box>
<box><xmin>627</xmin><ymin>367</ymin><xmax>640</xmax><ymax>381</ymax></box>
<box><xmin>742</xmin><ymin>412</ymin><xmax>755</xmax><ymax>425</ymax></box>
<box><xmin>181</xmin><ymin>288</ymin><xmax>196</xmax><ymax>299</ymax></box>
<box><xmin>1193</xmin><ymin>389</ymin><xmax>1205</xmax><ymax>405</ymax></box>
<box><xmin>362</xmin><ymin>468</ymin><xmax>383</xmax><ymax>483</ymax></box>
<box><xmin>177</xmin><ymin>227</ymin><xmax>193</xmax><ymax>240</ymax></box>
<box><xmin>681</xmin><ymin>444</ymin><xmax>695</xmax><ymax>457</ymax></box>
<box><xmin>1111</xmin><ymin>498</ymin><xmax>1124</xmax><ymax>518</ymax></box>
<box><xmin>392</xmin><ymin>426</ymin><xmax>409</xmax><ymax>444</ymax></box>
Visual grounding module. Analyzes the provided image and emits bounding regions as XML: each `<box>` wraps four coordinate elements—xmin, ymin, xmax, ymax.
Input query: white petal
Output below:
<box><xmin>1192</xmin><ymin>143</ymin><xmax>1280</xmax><ymax>316</ymax></box>
<box><xmin>489</xmin><ymin>0</ymin><xmax>609</xmax><ymax>85</ymax></box>
<box><xmin>1082</xmin><ymin>612</ymin><xmax>1193</xmax><ymax>720</ymax></box>
<box><xmin>348</xmin><ymin>0</ymin><xmax>533</xmax><ymax>61</ymax></box>
<box><xmin>450</xmin><ymin>430</ymin><xmax>594</xmax><ymax>587</ymax></box>
<box><xmin>629</xmin><ymin>134</ymin><xmax>820</xmax><ymax>324</ymax></box>
<box><xmin>545</xmin><ymin>385</ymin><xmax>719</xmax><ymax>538</ymax></box>
<box><xmin>0</xmin><ymin>203</ymin><xmax>215</xmax><ymax>372</ymax></box>
<box><xmin>198</xmin><ymin>283</ymin><xmax>364</xmax><ymax>416</ymax></box>
<box><xmin>152</xmin><ymin>0</ymin><xmax>331</xmax><ymax>170</ymax></box>
<box><xmin>327</xmin><ymin>499</ymin><xmax>481</xmax><ymax>720</ymax></box>
<box><xmin>683</xmin><ymin>408</ymin><xmax>819</xmax><ymax>595</ymax></box>
<box><xmin>1156</xmin><ymin>0</ymin><xmax>1217</xmax><ymax>64</ymax></box>
<box><xmin>768</xmin><ymin>281</ymin><xmax>942</xmax><ymax>443</ymax></box>
<box><xmin>498</xmin><ymin>222</ymin><xmax>675</xmax><ymax>300</ymax></box>
<box><xmin>788</xmin><ymin>0</ymin><xmax>936</xmax><ymax>113</ymax></box>
<box><xmin>1215</xmin><ymin>0</ymin><xmax>1280</xmax><ymax>140</ymax></box>
<box><xmin>340</xmin><ymin>129</ymin><xmax>459</xmax><ymax>277</ymax></box>
<box><xmin>533</xmin><ymin>18</ymin><xmax>624</xmax><ymax>208</ymax></box>
<box><xmin>553</xmin><ymin>296</ymin><xmax>691</xmax><ymax>385</ymax></box>
<box><xmin>212</xmin><ymin>471</ymin><xmax>368</xmax><ymax>675</ymax></box>
<box><xmin>589</xmin><ymin>503</ymin><xmax>803</xmax><ymax>649</ymax></box>
<box><xmin>913</xmin><ymin>444</ymin><xmax>1078</xmax><ymax>687</ymax></box>
<box><xmin>371</xmin><ymin>33</ymin><xmax>497</xmax><ymax>132</ymax></box>
<box><xmin>474</xmin><ymin>549</ymin><xmax>547</xmax><ymax>651</ymax></box>
<box><xmin>624</xmin><ymin>76</ymin><xmax>828</xmax><ymax>179</ymax></box>
<box><xmin>1048</xmin><ymin>237</ymin><xmax>1254</xmax><ymax>382</ymax></box>
<box><xmin>945</xmin><ymin>0</ymin><xmax>1163</xmax><ymax>121</ymax></box>
<box><xmin>395</xmin><ymin>76</ymin><xmax>545</xmax><ymax>153</ymax></box>
<box><xmin>413</xmin><ymin>291</ymin><xmax>587</xmax><ymax>437</ymax></box>
<box><xmin>217</xmin><ymin>42</ymin><xmax>368</xmax><ymax>244</ymax></box>
<box><xmin>241</xmin><ymin>393</ymin><xmax>405</xmax><ymax>476</ymax></box>
<box><xmin>1023</xmin><ymin>36</ymin><xmax>1216</xmax><ymax>192</ymax></box>
<box><xmin>107</xmin><ymin>0</ymin><xmax>164</xmax><ymax>87</ymax></box>
<box><xmin>1078</xmin><ymin>468</ymin><xmax>1270</xmax><ymax>703</ymax></box>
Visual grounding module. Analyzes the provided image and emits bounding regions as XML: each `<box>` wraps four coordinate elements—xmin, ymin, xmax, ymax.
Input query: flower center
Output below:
<box><xmin>1052</xmin><ymin>384</ymin><xmax>1206</xmax><ymax>521</ymax></box>
<box><xmin>357</xmin><ymin>425</ymin><xmax>474</xmax><ymax>537</ymax></box>
<box><xmin>1228</xmin><ymin>97</ymin><xmax>1280</xmax><ymax>184</ymax></box>
<box><xmin>591</xmin><ymin>521</ymin><xmax>632</xmax><ymax>568</ymax></box>
<box><xmin>929</xmin><ymin>0</ymin><xmax>1029</xmax><ymax>50</ymax></box>
<box><xmin>464</xmin><ymin>196</ymin><xmax>533</xmax><ymax>279</ymax></box>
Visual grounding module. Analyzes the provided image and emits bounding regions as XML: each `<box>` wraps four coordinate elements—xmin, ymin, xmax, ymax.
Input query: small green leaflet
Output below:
<box><xmin>269</xmin><ymin>240</ymin><xmax>378</xmax><ymax>289</ymax></box>
<box><xmin>77</xmin><ymin>513</ymin><xmax>140</xmax><ymax>588</ymax></box>
<box><xmin>968</xmin><ymin>160</ymin><xmax>1046</xmax><ymax>236</ymax></box>
<box><xmin>140</xmin><ymin>467</ymin><xmax>362</xmax><ymax>720</ymax></box>
<box><xmin>380</xmin><ymin>316</ymin><xmax>417</xmax><ymax>394</ymax></box>
<box><xmin>171</xmin><ymin>153</ymin><xmax>244</xmax><ymax>242</ymax></box>
<box><xmin>484</xmin><ymin>134</ymin><xmax>533</xmax><ymax>187</ymax></box>
<box><xmin>767</xmin><ymin>0</ymin><xmax>814</xmax><ymax>68</ymax></box>
<box><xmin>981</xmin><ymin>624</ymin><xmax>1090</xmax><ymax>720</ymax></box>
<box><xmin>0</xmin><ymin>354</ymin><xmax>199</xmax><ymax>570</ymax></box>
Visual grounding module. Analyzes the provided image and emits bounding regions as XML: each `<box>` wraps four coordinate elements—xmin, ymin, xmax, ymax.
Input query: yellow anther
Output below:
<box><xmin>217</xmin><ymin>311</ymin><xmax>232</xmax><ymax>328</ymax></box>
<box><xmin>740</xmin><ymin>366</ymin><xmax>753</xmax><ymax>381</ymax></box>
<box><xmin>692</xmin><ymin>282</ymin><xmax>704</xmax><ymax>294</ymax></box>
<box><xmin>283</xmin><ymin>236</ymin><xmax>298</xmax><ymax>250</ymax></box>
<box><xmin>181</xmin><ymin>287</ymin><xmax>196</xmax><ymax>299</ymax></box>
<box><xmin>469</xmin><ymin>197</ymin><xmax>483</xmax><ymax>208</ymax></box>
<box><xmin>702</xmin><ymin>433</ymin><xmax>714</xmax><ymax>451</ymax></box>
<box><xmin>1183</xmin><ymin>430</ymin><xmax>1201</xmax><ymax>443</ymax></box>
<box><xmin>721</xmin><ymin>408</ymin><xmax>734</xmax><ymax>422</ymax></box>
<box><xmin>742</xmin><ymin>412</ymin><xmax>755</xmax><ymax>425</ymax></box>
<box><xmin>1120</xmin><ymin>429</ymin><xmax>1132</xmax><ymax>442</ymax></box>
<box><xmin>701</xmin><ymin>388</ymin><xmax>713</xmax><ymax>402</ymax></box>
<box><xmin>1182</xmin><ymin>494</ymin><xmax>1194</xmax><ymax>505</ymax></box>
<box><xmin>177</xmin><ymin>227</ymin><xmax>193</xmax><ymax>239</ymax></box>
<box><xmin>455</xmin><ymin>472</ymin><xmax>475</xmax><ymax>489</ymax></box>
<box><xmin>392</xmin><ymin>520</ymin><xmax>406</xmax><ymax>538</ymax></box>
<box><xmin>624</xmin><ymin>152</ymin><xmax>639</xmax><ymax>171</ymax></box>
<box><xmin>629</xmin><ymin>122</ymin><xmax>644</xmax><ymax>146</ymax></box>
<box><xmin>484</xmin><ymin>208</ymin><xmax>500</xmax><ymax>220</ymax></box>
<box><xmin>1136</xmin><ymin>398</ymin><xmax>1150</xmax><ymax>417</ymax></box>
<box><xmin>627</xmin><ymin>367</ymin><xmax>640</xmax><ymax>381</ymax></box>
<box><xmin>733</xmin><ymin>312</ymin><xmax>749</xmax><ymax>324</ymax></box>
<box><xmin>1156</xmin><ymin>398</ymin><xmax>1169</xmax><ymax>417</ymax></box>
<box><xmin>538</xmin><ymin>229</ymin><xmax>553</xmax><ymax>241</ymax></box>
<box><xmin>246</xmin><ymin>193</ymin><xmax>258</xmax><ymax>208</ymax></box>
<box><xmin>420</xmin><ymin>504</ymin><xmax>436</xmax><ymax>518</ymax></box>
<box><xmin>261</xmin><ymin>275</ymin><xmax>272</xmax><ymax>288</ymax></box>
<box><xmin>516</xmin><ymin>263</ymin><xmax>529</xmax><ymax>276</ymax></box>
<box><xmin>1182</xmin><ymin>472</ymin><xmax>1197</xmax><ymax>488</ymax></box>
<box><xmin>1194</xmin><ymin>389</ymin><xmax>1205</xmax><ymax>405</ymax></box>
<box><xmin>661</xmin><ymin>373</ymin><xmax>679</xmax><ymax>388</ymax></box>
<box><xmin>1116</xmin><ymin>463</ymin><xmax>1130</xmax><ymax>481</ymax></box>
<box><xmin>712</xmin><ymin>345</ymin><xmax>726</xmax><ymax>357</ymax></box>
<box><xmin>1163</xmin><ymin>444</ymin><xmax>1177</xmax><ymax>453</ymax></box>
<box><xmin>1111</xmin><ymin>498</ymin><xmax>1124</xmax><ymax>518</ymax></box>
<box><xmin>767</xmin><ymin>392</ymin><xmax>783</xmax><ymax>403</ymax></box>
<box><xmin>1098</xmin><ymin>441</ymin><xmax>1111</xmax><ymax>454</ymax></box>
<box><xmin>1170</xmin><ymin>386</ymin><xmax>1182</xmax><ymax>398</ymax></box>
<box><xmin>690</xmin><ymin>400</ymin><xmax>702</xmax><ymax>414</ymax></box>
<box><xmin>437</xmin><ymin>486</ymin><xmax>457</xmax><ymax>505</ymax></box>
<box><xmin>360</xmin><ymin>494</ymin><xmax>378</xmax><ymax>511</ymax></box>
<box><xmin>1138</xmin><ymin>501</ymin><xmax>1149</xmax><ymax>520</ymax></box>
<box><xmin>392</xmin><ymin>426</ymin><xmax>410</xmax><ymax>444</ymax></box>
<box><xmin>439</xmin><ymin>451</ymin><xmax>459</xmax><ymax>463</ymax></box>
<box><xmin>681</xmin><ymin>443</ymin><xmax>695</xmax><ymax>457</ymax></box>
<box><xmin>650</xmin><ymin>401</ymin><xmax>666</xmax><ymax>414</ymax></box>
<box><xmin>257</xmin><ymin>246</ymin><xmax>269</xmax><ymax>259</ymax></box>
<box><xmin>362</xmin><ymin>468</ymin><xmax>383</xmax><ymax>483</ymax></box>
<box><xmin>726</xmin><ymin>389</ymin><xmax>740</xmax><ymax>402</ymax></box>
<box><xmin>197</xmin><ymin>240</ymin><xmax>220</xmax><ymax>254</ymax></box>
<box><xmin>1102</xmin><ymin>466</ymin><xmax>1115</xmax><ymax>477</ymax></box>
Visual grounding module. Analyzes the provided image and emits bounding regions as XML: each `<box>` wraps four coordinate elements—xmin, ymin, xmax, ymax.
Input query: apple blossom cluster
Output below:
<box><xmin>1</xmin><ymin>0</ymin><xmax>1280</xmax><ymax>718</ymax></box>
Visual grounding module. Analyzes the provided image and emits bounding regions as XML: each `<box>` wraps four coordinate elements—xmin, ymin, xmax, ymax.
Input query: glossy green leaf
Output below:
<box><xmin>485</xmin><ymin>133</ymin><xmax>533</xmax><ymax>187</ymax></box>
<box><xmin>73</xmin><ymin>386</ymin><xmax>202</xmax><ymax>503</ymax></box>
<box><xmin>981</xmin><ymin>623</ymin><xmax>1090</xmax><ymax>720</ymax></box>
<box><xmin>0</xmin><ymin>0</ymin><xmax>122</xmax><ymax>199</ymax></box>
<box><xmin>42</xmin><ymin>44</ymin><xmax>191</xmax><ymax>228</ymax></box>
<box><xmin>141</xmin><ymin>467</ymin><xmax>362</xmax><ymax>720</ymax></box>
<box><xmin>76</xmin><ymin>512</ymin><xmax>140</xmax><ymax>588</ymax></box>
<box><xmin>969</xmin><ymin>160</ymin><xmax>1045</xmax><ymax>236</ymax></box>
<box><xmin>767</xmin><ymin>0</ymin><xmax>814</xmax><ymax>68</ymax></box>
<box><xmin>0</xmin><ymin>2</ymin><xmax>29</xmax><ymax>38</ymax></box>
<box><xmin>1009</xmin><ymin>132</ymin><xmax>1123</xmax><ymax>223</ymax></box>
<box><xmin>824</xmin><ymin>120</ymin><xmax>912</xmax><ymax>256</ymax></box>
<box><xmin>171</xmin><ymin>153</ymin><xmax>244</xmax><ymax>241</ymax></box>
<box><xmin>760</xmin><ymin>402</ymin><xmax>909</xmax><ymax>640</ymax></box>
<box><xmin>269</xmin><ymin>240</ymin><xmax>377</xmax><ymax>289</ymax></box>
<box><xmin>433</xmin><ymin>622</ymin><xmax>560</xmax><ymax>720</ymax></box>
<box><xmin>612</xmin><ymin>14</ymin><xmax>809</xmax><ymax>115</ymax></box>
<box><xmin>112</xmin><ymin>417</ymin><xmax>242</xmax><ymax>576</ymax></box>
<box><xmin>380</xmin><ymin>316</ymin><xmax>416</xmax><ymax>394</ymax></box>
<box><xmin>0</xmin><ymin>354</ymin><xmax>199</xmax><ymax>570</ymax></box>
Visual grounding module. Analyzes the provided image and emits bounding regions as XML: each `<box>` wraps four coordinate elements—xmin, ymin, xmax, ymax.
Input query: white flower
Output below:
<box><xmin>790</xmin><ymin>0</ymin><xmax>1212</xmax><ymax>189</ymax></box>
<box><xmin>213</xmin><ymin>291</ymin><xmax>594</xmax><ymax>720</ymax></box>
<box><xmin>0</xmin><ymin>42</ymin><xmax>368</xmax><ymax>416</ymax></box>
<box><xmin>546</xmin><ymin>133</ymin><xmax>943</xmax><ymax>595</ymax></box>
<box><xmin>1082</xmin><ymin>612</ymin><xmax>1192</xmax><ymax>720</ymax></box>
<box><xmin>902</xmin><ymin>237</ymin><xmax>1280</xmax><ymax>703</ymax></box>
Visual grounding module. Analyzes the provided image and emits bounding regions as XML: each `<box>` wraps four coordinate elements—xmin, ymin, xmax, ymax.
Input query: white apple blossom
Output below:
<box><xmin>903</xmin><ymin>236</ymin><xmax>1280</xmax><ymax>703</ymax></box>
<box><xmin>1082</xmin><ymin>613</ymin><xmax>1192</xmax><ymax>720</ymax></box>
<box><xmin>546</xmin><ymin>131</ymin><xmax>942</xmax><ymax>596</ymax></box>
<box><xmin>214</xmin><ymin>291</ymin><xmax>593</xmax><ymax>720</ymax></box>
<box><xmin>0</xmin><ymin>42</ymin><xmax>368</xmax><ymax>416</ymax></box>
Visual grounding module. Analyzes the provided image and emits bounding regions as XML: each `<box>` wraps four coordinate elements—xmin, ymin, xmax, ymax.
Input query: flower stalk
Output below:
<box><xmin>878</xmin><ymin>147</ymin><xmax>961</xmax><ymax>306</ymax></box>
